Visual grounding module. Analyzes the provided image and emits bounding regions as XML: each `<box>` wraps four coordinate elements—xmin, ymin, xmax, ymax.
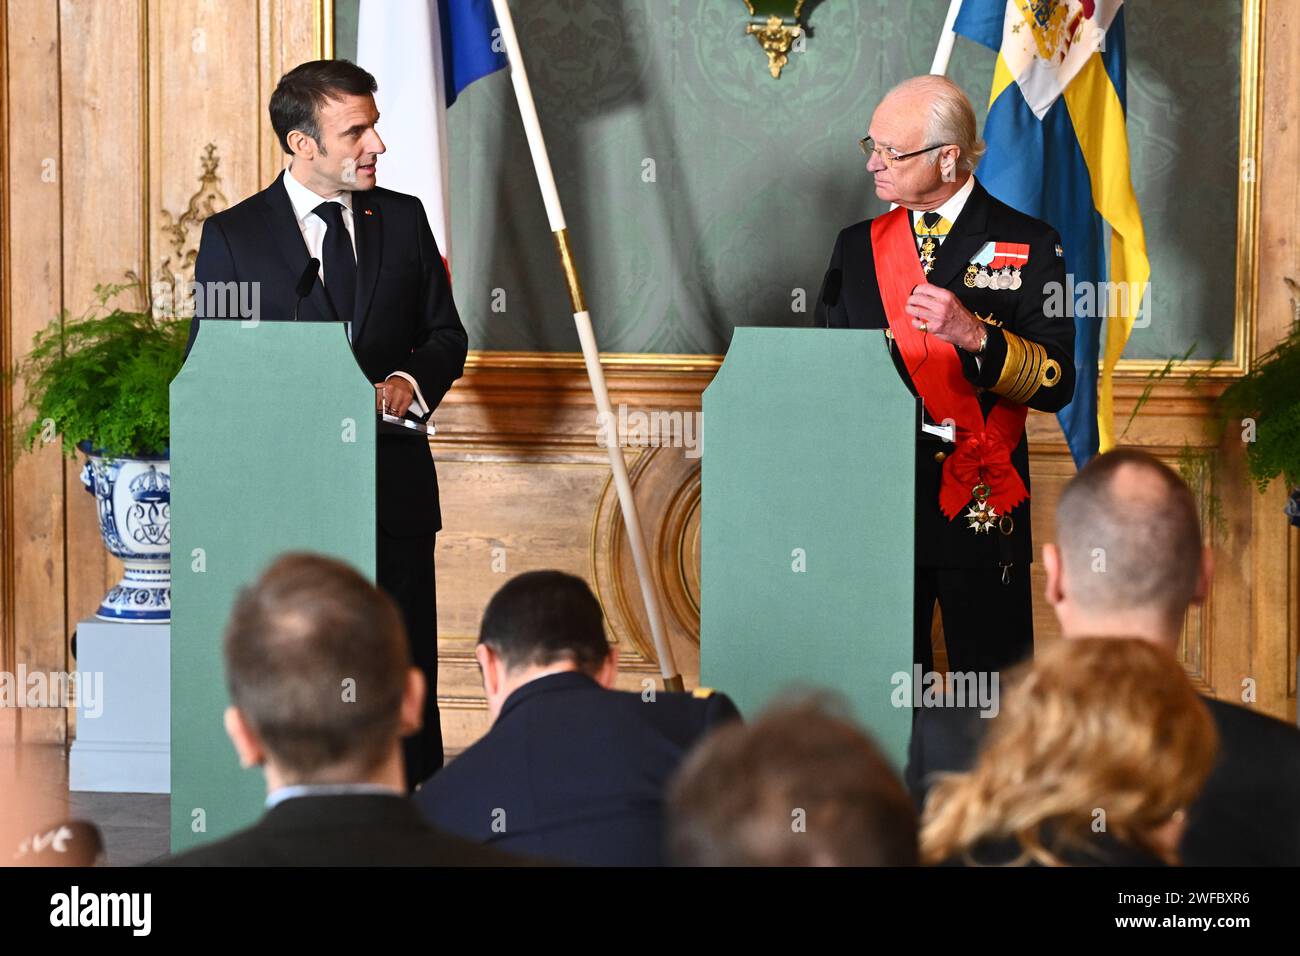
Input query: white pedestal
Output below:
<box><xmin>68</xmin><ymin>618</ymin><xmax>170</xmax><ymax>793</ymax></box>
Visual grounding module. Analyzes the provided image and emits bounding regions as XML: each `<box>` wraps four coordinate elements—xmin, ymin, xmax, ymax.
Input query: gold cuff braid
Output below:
<box><xmin>992</xmin><ymin>330</ymin><xmax>1062</xmax><ymax>404</ymax></box>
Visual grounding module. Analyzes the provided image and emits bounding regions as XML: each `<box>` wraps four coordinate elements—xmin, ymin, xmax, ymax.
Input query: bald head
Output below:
<box><xmin>1054</xmin><ymin>450</ymin><xmax>1204</xmax><ymax>623</ymax></box>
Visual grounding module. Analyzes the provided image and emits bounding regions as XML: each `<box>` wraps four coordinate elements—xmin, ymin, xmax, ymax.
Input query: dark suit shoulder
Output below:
<box><xmin>831</xmin><ymin>218</ymin><xmax>874</xmax><ymax>249</ymax></box>
<box><xmin>1177</xmin><ymin>698</ymin><xmax>1300</xmax><ymax>866</ymax></box>
<box><xmin>980</xmin><ymin>190</ymin><xmax>1060</xmax><ymax>241</ymax></box>
<box><xmin>201</xmin><ymin>181</ymin><xmax>279</xmax><ymax>229</ymax></box>
<box><xmin>151</xmin><ymin>826</ymin><xmax>263</xmax><ymax>867</ymax></box>
<box><xmin>368</xmin><ymin>184</ymin><xmax>425</xmax><ymax>212</ymax></box>
<box><xmin>1206</xmin><ymin>697</ymin><xmax>1300</xmax><ymax>744</ymax></box>
<box><xmin>905</xmin><ymin>705</ymin><xmax>993</xmax><ymax>806</ymax></box>
<box><xmin>417</xmin><ymin>681</ymin><xmax>738</xmax><ymax>806</ymax></box>
<box><xmin>155</xmin><ymin>795</ymin><xmax>516</xmax><ymax>867</ymax></box>
<box><xmin>604</xmin><ymin>685</ymin><xmax>740</xmax><ymax>735</ymax></box>
<box><xmin>1203</xmin><ymin>697</ymin><xmax>1300</xmax><ymax>788</ymax></box>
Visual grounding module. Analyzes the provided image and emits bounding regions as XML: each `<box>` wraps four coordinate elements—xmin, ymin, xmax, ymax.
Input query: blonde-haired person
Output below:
<box><xmin>920</xmin><ymin>637</ymin><xmax>1217</xmax><ymax>867</ymax></box>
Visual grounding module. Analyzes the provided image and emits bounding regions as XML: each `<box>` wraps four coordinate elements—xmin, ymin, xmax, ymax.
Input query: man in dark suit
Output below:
<box><xmin>815</xmin><ymin>75</ymin><xmax>1074</xmax><ymax>675</ymax></box>
<box><xmin>189</xmin><ymin>60</ymin><xmax>467</xmax><ymax>787</ymax></box>
<box><xmin>159</xmin><ymin>553</ymin><xmax>512</xmax><ymax>867</ymax></box>
<box><xmin>907</xmin><ymin>450</ymin><xmax>1300</xmax><ymax>867</ymax></box>
<box><xmin>414</xmin><ymin>571</ymin><xmax>741</xmax><ymax>866</ymax></box>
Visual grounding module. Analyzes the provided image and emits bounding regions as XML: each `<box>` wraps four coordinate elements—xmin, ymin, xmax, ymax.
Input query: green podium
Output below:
<box><xmin>169</xmin><ymin>320</ymin><xmax>377</xmax><ymax>852</ymax></box>
<box><xmin>701</xmin><ymin>328</ymin><xmax>916</xmax><ymax>768</ymax></box>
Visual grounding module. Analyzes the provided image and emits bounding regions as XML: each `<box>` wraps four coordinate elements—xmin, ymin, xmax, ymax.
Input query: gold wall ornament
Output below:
<box><xmin>132</xmin><ymin>143</ymin><xmax>228</xmax><ymax>319</ymax></box>
<box><xmin>743</xmin><ymin>1</ymin><xmax>806</xmax><ymax>79</ymax></box>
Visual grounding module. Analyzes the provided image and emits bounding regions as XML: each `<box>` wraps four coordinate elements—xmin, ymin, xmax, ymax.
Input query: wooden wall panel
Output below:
<box><xmin>258</xmin><ymin>0</ymin><xmax>319</xmax><ymax>186</ymax></box>
<box><xmin>4</xmin><ymin>0</ymin><xmax>69</xmax><ymax>744</ymax></box>
<box><xmin>149</xmin><ymin>0</ymin><xmax>258</xmax><ymax>262</ymax></box>
<box><xmin>2</xmin><ymin>0</ymin><xmax>323</xmax><ymax>743</ymax></box>
<box><xmin>1251</xmin><ymin>0</ymin><xmax>1300</xmax><ymax>719</ymax></box>
<box><xmin>57</xmin><ymin>0</ymin><xmax>146</xmax><ymax>662</ymax></box>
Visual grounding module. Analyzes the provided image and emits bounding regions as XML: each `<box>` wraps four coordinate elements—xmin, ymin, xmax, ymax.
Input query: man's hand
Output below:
<box><xmin>906</xmin><ymin>283</ymin><xmax>985</xmax><ymax>352</ymax></box>
<box><xmin>377</xmin><ymin>376</ymin><xmax>415</xmax><ymax>417</ymax></box>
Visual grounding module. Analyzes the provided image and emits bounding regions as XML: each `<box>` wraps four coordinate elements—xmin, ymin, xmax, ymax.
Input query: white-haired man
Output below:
<box><xmin>815</xmin><ymin>75</ymin><xmax>1074</xmax><ymax>675</ymax></box>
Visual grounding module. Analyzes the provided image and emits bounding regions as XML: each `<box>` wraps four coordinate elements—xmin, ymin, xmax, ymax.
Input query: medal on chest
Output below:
<box><xmin>964</xmin><ymin>482</ymin><xmax>1015</xmax><ymax>535</ymax></box>
<box><xmin>919</xmin><ymin>237</ymin><xmax>937</xmax><ymax>276</ymax></box>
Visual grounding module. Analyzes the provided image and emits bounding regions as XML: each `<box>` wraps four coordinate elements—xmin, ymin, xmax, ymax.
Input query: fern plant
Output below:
<box><xmin>12</xmin><ymin>281</ymin><xmax>188</xmax><ymax>459</ymax></box>
<box><xmin>1216</xmin><ymin>300</ymin><xmax>1300</xmax><ymax>493</ymax></box>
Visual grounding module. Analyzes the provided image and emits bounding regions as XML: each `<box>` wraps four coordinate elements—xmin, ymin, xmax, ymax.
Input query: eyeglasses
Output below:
<box><xmin>858</xmin><ymin>136</ymin><xmax>949</xmax><ymax>167</ymax></box>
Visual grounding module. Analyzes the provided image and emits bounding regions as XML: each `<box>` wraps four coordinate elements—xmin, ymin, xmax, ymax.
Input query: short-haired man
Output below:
<box><xmin>668</xmin><ymin>698</ymin><xmax>918</xmax><ymax>866</ymax></box>
<box><xmin>160</xmin><ymin>554</ymin><xmax>512</xmax><ymax>866</ymax></box>
<box><xmin>189</xmin><ymin>59</ymin><xmax>467</xmax><ymax>787</ymax></box>
<box><xmin>907</xmin><ymin>449</ymin><xmax>1300</xmax><ymax>866</ymax></box>
<box><xmin>414</xmin><ymin>571</ymin><xmax>741</xmax><ymax>866</ymax></box>
<box><xmin>816</xmin><ymin>75</ymin><xmax>1075</xmax><ymax>675</ymax></box>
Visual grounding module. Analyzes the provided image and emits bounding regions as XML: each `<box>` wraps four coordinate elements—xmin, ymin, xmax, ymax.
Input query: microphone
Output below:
<box><xmin>293</xmin><ymin>257</ymin><xmax>320</xmax><ymax>321</ymax></box>
<box><xmin>821</xmin><ymin>268</ymin><xmax>843</xmax><ymax>327</ymax></box>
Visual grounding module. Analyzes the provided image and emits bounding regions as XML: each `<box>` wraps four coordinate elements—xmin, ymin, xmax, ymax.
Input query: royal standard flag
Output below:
<box><xmin>954</xmin><ymin>0</ymin><xmax>1150</xmax><ymax>464</ymax></box>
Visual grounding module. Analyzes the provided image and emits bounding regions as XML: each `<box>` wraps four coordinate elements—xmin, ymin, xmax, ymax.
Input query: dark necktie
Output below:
<box><xmin>913</xmin><ymin>211</ymin><xmax>951</xmax><ymax>276</ymax></box>
<box><xmin>314</xmin><ymin>200</ymin><xmax>356</xmax><ymax>324</ymax></box>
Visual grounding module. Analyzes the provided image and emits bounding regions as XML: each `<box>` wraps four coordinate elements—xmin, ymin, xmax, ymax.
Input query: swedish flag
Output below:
<box><xmin>954</xmin><ymin>0</ymin><xmax>1150</xmax><ymax>465</ymax></box>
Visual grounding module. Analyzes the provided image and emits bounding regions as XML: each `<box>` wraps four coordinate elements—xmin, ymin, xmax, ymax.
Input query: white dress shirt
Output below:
<box><xmin>265</xmin><ymin>782</ymin><xmax>403</xmax><ymax>809</ymax></box>
<box><xmin>912</xmin><ymin>174</ymin><xmax>983</xmax><ymax>371</ymax></box>
<box><xmin>282</xmin><ymin>169</ymin><xmax>429</xmax><ymax>417</ymax></box>
<box><xmin>908</xmin><ymin>172</ymin><xmax>975</xmax><ymax>250</ymax></box>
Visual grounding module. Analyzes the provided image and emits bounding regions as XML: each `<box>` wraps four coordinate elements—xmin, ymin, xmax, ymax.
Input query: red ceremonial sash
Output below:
<box><xmin>870</xmin><ymin>207</ymin><xmax>1029</xmax><ymax>520</ymax></box>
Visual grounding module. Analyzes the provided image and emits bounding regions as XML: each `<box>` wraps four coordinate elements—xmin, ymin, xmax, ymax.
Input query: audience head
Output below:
<box><xmin>475</xmin><ymin>571</ymin><xmax>619</xmax><ymax>720</ymax></box>
<box><xmin>1045</xmin><ymin>448</ymin><xmax>1210</xmax><ymax>647</ymax></box>
<box><xmin>920</xmin><ymin>637</ymin><xmax>1217</xmax><ymax>866</ymax></box>
<box><xmin>667</xmin><ymin>697</ymin><xmax>918</xmax><ymax>866</ymax></box>
<box><xmin>222</xmin><ymin>552</ymin><xmax>423</xmax><ymax>789</ymax></box>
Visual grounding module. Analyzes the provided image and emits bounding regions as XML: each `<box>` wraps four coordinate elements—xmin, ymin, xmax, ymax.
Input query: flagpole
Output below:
<box><xmin>488</xmin><ymin>0</ymin><xmax>683</xmax><ymax>691</ymax></box>
<box><xmin>930</xmin><ymin>0</ymin><xmax>964</xmax><ymax>75</ymax></box>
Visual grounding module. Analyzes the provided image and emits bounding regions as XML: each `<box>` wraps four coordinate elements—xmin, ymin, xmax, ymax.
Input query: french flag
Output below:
<box><xmin>356</xmin><ymin>0</ymin><xmax>507</xmax><ymax>266</ymax></box>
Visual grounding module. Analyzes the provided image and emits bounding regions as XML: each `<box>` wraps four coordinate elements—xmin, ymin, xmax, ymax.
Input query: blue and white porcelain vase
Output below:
<box><xmin>78</xmin><ymin>442</ymin><xmax>171</xmax><ymax>623</ymax></box>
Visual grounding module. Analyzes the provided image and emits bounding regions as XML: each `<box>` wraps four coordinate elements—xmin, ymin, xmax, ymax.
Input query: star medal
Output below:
<box><xmin>965</xmin><ymin>481</ymin><xmax>998</xmax><ymax>534</ymax></box>
<box><xmin>920</xmin><ymin>237</ymin><xmax>937</xmax><ymax>276</ymax></box>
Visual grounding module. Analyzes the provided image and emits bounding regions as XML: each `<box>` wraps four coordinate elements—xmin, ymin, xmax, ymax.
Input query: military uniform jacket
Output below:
<box><xmin>814</xmin><ymin>178</ymin><xmax>1074</xmax><ymax>568</ymax></box>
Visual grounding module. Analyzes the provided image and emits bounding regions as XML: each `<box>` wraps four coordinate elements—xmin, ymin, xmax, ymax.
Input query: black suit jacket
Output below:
<box><xmin>188</xmin><ymin>170</ymin><xmax>467</xmax><ymax>536</ymax></box>
<box><xmin>414</xmin><ymin>671</ymin><xmax>741</xmax><ymax>866</ymax></box>
<box><xmin>814</xmin><ymin>179</ymin><xmax>1074</xmax><ymax>567</ymax></box>
<box><xmin>154</xmin><ymin>794</ymin><xmax>517</xmax><ymax>867</ymax></box>
<box><xmin>906</xmin><ymin>696</ymin><xmax>1300</xmax><ymax>866</ymax></box>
